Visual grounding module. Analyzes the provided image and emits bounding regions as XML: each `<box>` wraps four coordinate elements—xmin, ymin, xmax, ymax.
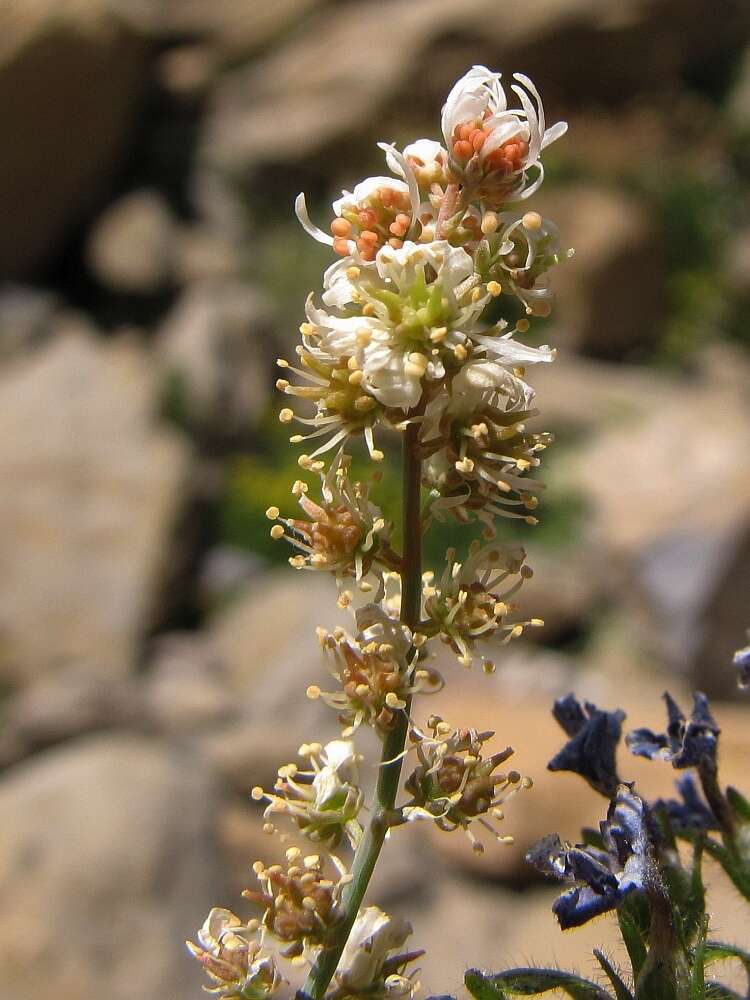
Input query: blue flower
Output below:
<box><xmin>626</xmin><ymin>692</ymin><xmax>719</xmax><ymax>770</ymax></box>
<box><xmin>547</xmin><ymin>694</ymin><xmax>625</xmax><ymax>797</ymax></box>
<box><xmin>654</xmin><ymin>774</ymin><xmax>718</xmax><ymax>833</ymax></box>
<box><xmin>526</xmin><ymin>785</ymin><xmax>650</xmax><ymax>929</ymax></box>
<box><xmin>734</xmin><ymin>645</ymin><xmax>750</xmax><ymax>689</ymax></box>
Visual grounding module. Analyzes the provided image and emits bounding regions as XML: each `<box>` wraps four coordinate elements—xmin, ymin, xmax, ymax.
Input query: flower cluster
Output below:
<box><xmin>401</xmin><ymin>715</ymin><xmax>532</xmax><ymax>853</ymax></box>
<box><xmin>191</xmin><ymin>64</ymin><xmax>568</xmax><ymax>1000</ymax></box>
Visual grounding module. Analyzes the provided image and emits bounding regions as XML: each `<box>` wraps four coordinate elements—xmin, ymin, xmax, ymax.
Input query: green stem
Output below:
<box><xmin>302</xmin><ymin>423</ymin><xmax>423</xmax><ymax>999</ymax></box>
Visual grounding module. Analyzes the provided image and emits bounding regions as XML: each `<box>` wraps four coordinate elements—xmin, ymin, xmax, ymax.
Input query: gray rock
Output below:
<box><xmin>143</xmin><ymin>631</ymin><xmax>235</xmax><ymax>734</ymax></box>
<box><xmin>85</xmin><ymin>189</ymin><xmax>179</xmax><ymax>294</ymax></box>
<box><xmin>537</xmin><ymin>185</ymin><xmax>664</xmax><ymax>359</ymax></box>
<box><xmin>0</xmin><ymin>1</ymin><xmax>147</xmax><ymax>277</ymax></box>
<box><xmin>0</xmin><ymin>286</ymin><xmax>59</xmax><ymax>360</ymax></box>
<box><xmin>114</xmin><ymin>0</ymin><xmax>324</xmax><ymax>57</ymax></box>
<box><xmin>0</xmin><ymin>668</ymin><xmax>143</xmax><ymax>768</ymax></box>
<box><xmin>0</xmin><ymin>734</ymin><xmax>226</xmax><ymax>1000</ymax></box>
<box><xmin>576</xmin><ymin>346</ymin><xmax>750</xmax><ymax>696</ymax></box>
<box><xmin>202</xmin><ymin>0</ymin><xmax>748</xmax><ymax>173</ymax></box>
<box><xmin>156</xmin><ymin>280</ymin><xmax>272</xmax><ymax>434</ymax></box>
<box><xmin>0</xmin><ymin>329</ymin><xmax>191</xmax><ymax>684</ymax></box>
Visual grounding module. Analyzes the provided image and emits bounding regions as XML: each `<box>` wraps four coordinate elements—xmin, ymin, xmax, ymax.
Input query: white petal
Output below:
<box><xmin>295</xmin><ymin>192</ymin><xmax>334</xmax><ymax>246</ymax></box>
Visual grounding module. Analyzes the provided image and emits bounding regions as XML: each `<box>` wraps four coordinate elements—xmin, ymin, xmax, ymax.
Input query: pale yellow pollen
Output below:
<box><xmin>299</xmin><ymin>322</ymin><xmax>315</xmax><ymax>336</ymax></box>
<box><xmin>522</xmin><ymin>211</ymin><xmax>542</xmax><ymax>231</ymax></box>
<box><xmin>385</xmin><ymin>692</ymin><xmax>406</xmax><ymax>709</ymax></box>
<box><xmin>270</xmin><ymin>524</ymin><xmax>285</xmax><ymax>540</ymax></box>
<box><xmin>290</xmin><ymin>434</ymin><xmax>304</xmax><ymax>444</ymax></box>
<box><xmin>306</xmin><ymin>685</ymin><xmax>321</xmax><ymax>701</ymax></box>
<box><xmin>356</xmin><ymin>327</ymin><xmax>372</xmax><ymax>346</ymax></box>
<box><xmin>277</xmin><ymin>358</ymin><xmax>289</xmax><ymax>368</ymax></box>
<box><xmin>302</xmin><ymin>896</ymin><xmax>317</xmax><ymax>911</ymax></box>
<box><xmin>494</xmin><ymin>601</ymin><xmax>508</xmax><ymax>616</ymax></box>
<box><xmin>471</xmin><ymin>287</ymin><xmax>483</xmax><ymax>303</ymax></box>
<box><xmin>279</xmin><ymin>407</ymin><xmax>294</xmax><ymax>423</ymax></box>
<box><xmin>265</xmin><ymin>506</ymin><xmax>280</xmax><ymax>520</ymax></box>
<box><xmin>289</xmin><ymin>555</ymin><xmax>306</xmax><ymax>568</ymax></box>
<box><xmin>355</xmin><ymin>683</ymin><xmax>370</xmax><ymax>698</ymax></box>
<box><xmin>362</xmin><ymin>302</ymin><xmax>376</xmax><ymax>317</ymax></box>
<box><xmin>304</xmin><ymin>854</ymin><xmax>320</xmax><ymax>869</ymax></box>
<box><xmin>251</xmin><ymin>786</ymin><xmax>265</xmax><ymax>801</ymax></box>
<box><xmin>486</xmin><ymin>280</ymin><xmax>502</xmax><ymax>297</ymax></box>
<box><xmin>530</xmin><ymin>618</ymin><xmax>545</xmax><ymax>627</ymax></box>
<box><xmin>404</xmin><ymin>352</ymin><xmax>428</xmax><ymax>377</ymax></box>
<box><xmin>516</xmin><ymin>458</ymin><xmax>531</xmax><ymax>471</ymax></box>
<box><xmin>371</xmin><ymin>449</ymin><xmax>384</xmax><ymax>461</ymax></box>
<box><xmin>276</xmin><ymin>378</ymin><xmax>290</xmax><ymax>390</ymax></box>
<box><xmin>262</xmin><ymin>823</ymin><xmax>275</xmax><ymax>835</ymax></box>
<box><xmin>348</xmin><ymin>369</ymin><xmax>364</xmax><ymax>386</ymax></box>
<box><xmin>346</xmin><ymin>266</ymin><xmax>361</xmax><ymax>279</ymax></box>
<box><xmin>286</xmin><ymin>846</ymin><xmax>302</xmax><ymax>861</ymax></box>
<box><xmin>481</xmin><ymin>211</ymin><xmax>499</xmax><ymax>235</ymax></box>
<box><xmin>454</xmin><ymin>344</ymin><xmax>468</xmax><ymax>361</ymax></box>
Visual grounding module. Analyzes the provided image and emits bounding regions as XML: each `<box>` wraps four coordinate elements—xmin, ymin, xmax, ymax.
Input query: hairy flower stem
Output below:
<box><xmin>303</xmin><ymin>424</ymin><xmax>422</xmax><ymax>1000</ymax></box>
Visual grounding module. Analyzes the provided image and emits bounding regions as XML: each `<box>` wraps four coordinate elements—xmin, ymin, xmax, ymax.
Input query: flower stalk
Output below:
<box><xmin>303</xmin><ymin>426</ymin><xmax>423</xmax><ymax>999</ymax></box>
<box><xmin>189</xmin><ymin>63</ymin><xmax>569</xmax><ymax>1000</ymax></box>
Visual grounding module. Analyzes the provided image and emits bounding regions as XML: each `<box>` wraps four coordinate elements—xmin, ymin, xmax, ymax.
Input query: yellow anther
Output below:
<box><xmin>487</xmin><ymin>280</ymin><xmax>502</xmax><ymax>297</ymax></box>
<box><xmin>522</xmin><ymin>211</ymin><xmax>542</xmax><ymax>231</ymax></box>
<box><xmin>481</xmin><ymin>211</ymin><xmax>499</xmax><ymax>235</ymax></box>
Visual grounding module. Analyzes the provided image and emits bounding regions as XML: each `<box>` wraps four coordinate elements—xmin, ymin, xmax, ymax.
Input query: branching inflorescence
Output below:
<box><xmin>189</xmin><ymin>65</ymin><xmax>570</xmax><ymax>1000</ymax></box>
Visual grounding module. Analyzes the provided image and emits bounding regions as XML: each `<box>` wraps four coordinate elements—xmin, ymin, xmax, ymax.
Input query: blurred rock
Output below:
<box><xmin>203</xmin><ymin>0</ymin><xmax>749</xmax><ymax>173</ymax></box>
<box><xmin>0</xmin><ymin>286</ymin><xmax>59</xmax><ymax>360</ymax></box>
<box><xmin>530</xmin><ymin>353</ymin><xmax>676</xmax><ymax>430</ymax></box>
<box><xmin>174</xmin><ymin>225</ymin><xmax>243</xmax><ymax>284</ymax></box>
<box><xmin>538</xmin><ymin>185</ymin><xmax>664</xmax><ymax>359</ymax></box>
<box><xmin>0</xmin><ymin>734</ymin><xmax>225</xmax><ymax>1000</ymax></box>
<box><xmin>156</xmin><ymin>280</ymin><xmax>272</xmax><ymax>434</ymax></box>
<box><xmin>143</xmin><ymin>632</ymin><xmax>235</xmax><ymax>734</ymax></box>
<box><xmin>199</xmin><ymin>545</ymin><xmax>265</xmax><ymax>606</ymax></box>
<box><xmin>86</xmin><ymin>189</ymin><xmax>179</xmax><ymax>293</ymax></box>
<box><xmin>0</xmin><ymin>1</ymin><xmax>147</xmax><ymax>277</ymax></box>
<box><xmin>0</xmin><ymin>668</ymin><xmax>142</xmax><ymax>768</ymax></box>
<box><xmin>208</xmin><ymin>570</ymin><xmax>346</xmax><ymax>707</ymax></box>
<box><xmin>0</xmin><ymin>328</ymin><xmax>191</xmax><ymax>685</ymax></box>
<box><xmin>576</xmin><ymin>346</ymin><xmax>750</xmax><ymax>695</ymax></box>
<box><xmin>119</xmin><ymin>0</ymin><xmax>324</xmax><ymax>58</ymax></box>
<box><xmin>513</xmin><ymin>546</ymin><xmax>599</xmax><ymax>645</ymax></box>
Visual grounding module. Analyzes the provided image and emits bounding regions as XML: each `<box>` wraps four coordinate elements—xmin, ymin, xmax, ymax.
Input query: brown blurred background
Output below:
<box><xmin>2</xmin><ymin>1</ymin><xmax>750</xmax><ymax>997</ymax></box>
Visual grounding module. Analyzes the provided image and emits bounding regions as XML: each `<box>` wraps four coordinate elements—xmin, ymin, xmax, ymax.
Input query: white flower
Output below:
<box><xmin>448</xmin><ymin>358</ymin><xmax>536</xmax><ymax>415</ymax></box>
<box><xmin>296</xmin><ymin>144</ymin><xmax>422</xmax><ymax>261</ymax></box>
<box><xmin>386</xmin><ymin>138</ymin><xmax>450</xmax><ymax>188</ymax></box>
<box><xmin>441</xmin><ymin>65</ymin><xmax>567</xmax><ymax>202</ymax></box>
<box><xmin>252</xmin><ymin>739</ymin><xmax>363</xmax><ymax>848</ymax></box>
<box><xmin>489</xmin><ymin>210</ymin><xmax>565</xmax><ymax>315</ymax></box>
<box><xmin>309</xmin><ymin>240</ymin><xmax>487</xmax><ymax>410</ymax></box>
<box><xmin>337</xmin><ymin>906</ymin><xmax>415</xmax><ymax>995</ymax></box>
<box><xmin>187</xmin><ymin>908</ymin><xmax>283</xmax><ymax>999</ymax></box>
